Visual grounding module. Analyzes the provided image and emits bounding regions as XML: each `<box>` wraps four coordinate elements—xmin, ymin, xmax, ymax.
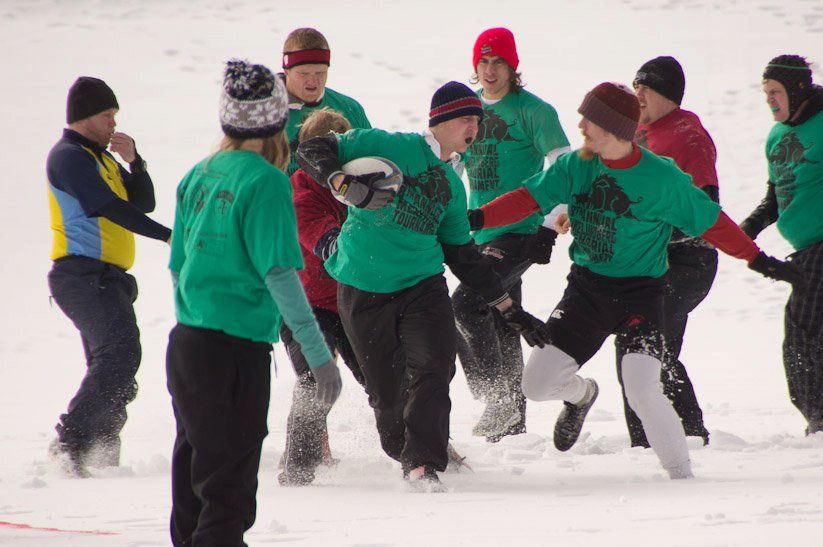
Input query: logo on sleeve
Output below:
<box><xmin>569</xmin><ymin>174</ymin><xmax>643</xmax><ymax>263</ymax></box>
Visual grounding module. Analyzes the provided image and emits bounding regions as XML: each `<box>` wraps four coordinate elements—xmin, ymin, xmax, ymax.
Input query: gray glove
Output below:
<box><xmin>334</xmin><ymin>172</ymin><xmax>396</xmax><ymax>210</ymax></box>
<box><xmin>312</xmin><ymin>358</ymin><xmax>342</xmax><ymax>406</ymax></box>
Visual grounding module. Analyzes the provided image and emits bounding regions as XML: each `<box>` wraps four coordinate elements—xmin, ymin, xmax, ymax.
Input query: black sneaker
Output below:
<box><xmin>277</xmin><ymin>466</ymin><xmax>315</xmax><ymax>487</ymax></box>
<box><xmin>553</xmin><ymin>379</ymin><xmax>598</xmax><ymax>452</ymax></box>
<box><xmin>48</xmin><ymin>440</ymin><xmax>90</xmax><ymax>478</ymax></box>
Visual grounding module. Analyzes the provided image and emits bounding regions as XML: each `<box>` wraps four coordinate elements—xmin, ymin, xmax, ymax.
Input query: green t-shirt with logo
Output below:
<box><xmin>463</xmin><ymin>89</ymin><xmax>569</xmax><ymax>244</ymax></box>
<box><xmin>325</xmin><ymin>129</ymin><xmax>472</xmax><ymax>293</ymax></box>
<box><xmin>170</xmin><ymin>150</ymin><xmax>303</xmax><ymax>343</ymax></box>
<box><xmin>286</xmin><ymin>87</ymin><xmax>371</xmax><ymax>175</ymax></box>
<box><xmin>524</xmin><ymin>148</ymin><xmax>721</xmax><ymax>278</ymax></box>
<box><xmin>766</xmin><ymin>110</ymin><xmax>823</xmax><ymax>251</ymax></box>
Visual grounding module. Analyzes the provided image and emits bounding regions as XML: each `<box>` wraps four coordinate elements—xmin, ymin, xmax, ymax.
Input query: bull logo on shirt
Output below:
<box><xmin>769</xmin><ymin>132</ymin><xmax>818</xmax><ymax>210</ymax></box>
<box><xmin>393</xmin><ymin>164</ymin><xmax>452</xmax><ymax>234</ymax></box>
<box><xmin>569</xmin><ymin>174</ymin><xmax>643</xmax><ymax>263</ymax></box>
<box><xmin>575</xmin><ymin>174</ymin><xmax>641</xmax><ymax>220</ymax></box>
<box><xmin>466</xmin><ymin>111</ymin><xmax>520</xmax><ymax>192</ymax></box>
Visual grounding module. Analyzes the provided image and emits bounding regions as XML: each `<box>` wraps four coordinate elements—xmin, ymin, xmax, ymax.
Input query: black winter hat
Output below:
<box><xmin>219</xmin><ymin>59</ymin><xmax>288</xmax><ymax>139</ymax></box>
<box><xmin>66</xmin><ymin>77</ymin><xmax>119</xmax><ymax>123</ymax></box>
<box><xmin>429</xmin><ymin>81</ymin><xmax>484</xmax><ymax>127</ymax></box>
<box><xmin>763</xmin><ymin>55</ymin><xmax>814</xmax><ymax>118</ymax></box>
<box><xmin>633</xmin><ymin>56</ymin><xmax>685</xmax><ymax>105</ymax></box>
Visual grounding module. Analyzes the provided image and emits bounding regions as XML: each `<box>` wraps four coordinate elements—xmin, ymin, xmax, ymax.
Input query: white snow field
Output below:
<box><xmin>1</xmin><ymin>0</ymin><xmax>822</xmax><ymax>545</ymax></box>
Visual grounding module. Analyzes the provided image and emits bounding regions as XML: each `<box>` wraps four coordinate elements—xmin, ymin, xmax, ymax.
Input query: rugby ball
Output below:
<box><xmin>340</xmin><ymin>156</ymin><xmax>403</xmax><ymax>194</ymax></box>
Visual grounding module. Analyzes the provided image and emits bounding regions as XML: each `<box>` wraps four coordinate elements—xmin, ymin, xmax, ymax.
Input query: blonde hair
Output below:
<box><xmin>218</xmin><ymin>131</ymin><xmax>290</xmax><ymax>172</ymax></box>
<box><xmin>283</xmin><ymin>28</ymin><xmax>329</xmax><ymax>52</ymax></box>
<box><xmin>298</xmin><ymin>108</ymin><xmax>351</xmax><ymax>143</ymax></box>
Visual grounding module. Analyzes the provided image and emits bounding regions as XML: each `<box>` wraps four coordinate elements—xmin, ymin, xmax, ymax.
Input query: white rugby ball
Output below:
<box><xmin>340</xmin><ymin>156</ymin><xmax>403</xmax><ymax>193</ymax></box>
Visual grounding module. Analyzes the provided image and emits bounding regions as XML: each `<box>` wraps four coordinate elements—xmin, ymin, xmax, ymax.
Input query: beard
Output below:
<box><xmin>579</xmin><ymin>145</ymin><xmax>595</xmax><ymax>161</ymax></box>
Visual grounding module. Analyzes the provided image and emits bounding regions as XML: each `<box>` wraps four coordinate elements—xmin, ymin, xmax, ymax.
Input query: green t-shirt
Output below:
<box><xmin>285</xmin><ymin>87</ymin><xmax>371</xmax><ymax>175</ymax></box>
<box><xmin>170</xmin><ymin>150</ymin><xmax>303</xmax><ymax>343</ymax></box>
<box><xmin>463</xmin><ymin>89</ymin><xmax>569</xmax><ymax>244</ymax></box>
<box><xmin>766</xmin><ymin>109</ymin><xmax>823</xmax><ymax>251</ymax></box>
<box><xmin>325</xmin><ymin>129</ymin><xmax>472</xmax><ymax>293</ymax></box>
<box><xmin>524</xmin><ymin>148</ymin><xmax>721</xmax><ymax>278</ymax></box>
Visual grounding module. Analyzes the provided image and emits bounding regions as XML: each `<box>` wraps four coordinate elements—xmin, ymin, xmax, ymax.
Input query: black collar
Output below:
<box><xmin>63</xmin><ymin>128</ymin><xmax>106</xmax><ymax>153</ymax></box>
<box><xmin>785</xmin><ymin>86</ymin><xmax>823</xmax><ymax>127</ymax></box>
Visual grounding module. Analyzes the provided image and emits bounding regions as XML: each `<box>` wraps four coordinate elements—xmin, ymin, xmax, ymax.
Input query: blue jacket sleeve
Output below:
<box><xmin>264</xmin><ymin>266</ymin><xmax>332</xmax><ymax>368</ymax></box>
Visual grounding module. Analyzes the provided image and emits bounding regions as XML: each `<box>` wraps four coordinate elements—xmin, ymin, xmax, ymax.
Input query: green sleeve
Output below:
<box><xmin>524</xmin><ymin>100</ymin><xmax>570</xmax><ymax>156</ymax></box>
<box><xmin>646</xmin><ymin>161</ymin><xmax>722</xmax><ymax>236</ymax></box>
<box><xmin>523</xmin><ymin>154</ymin><xmax>575</xmax><ymax>214</ymax></box>
<box><xmin>265</xmin><ymin>266</ymin><xmax>332</xmax><ymax>368</ymax></box>
<box><xmin>337</xmin><ymin>128</ymin><xmax>395</xmax><ymax>163</ymax></box>
<box><xmin>436</xmin><ymin>176</ymin><xmax>473</xmax><ymax>246</ymax></box>
<box><xmin>168</xmin><ymin>176</ymin><xmax>190</xmax><ymax>275</ymax></box>
<box><xmin>243</xmin><ymin>180</ymin><xmax>304</xmax><ymax>279</ymax></box>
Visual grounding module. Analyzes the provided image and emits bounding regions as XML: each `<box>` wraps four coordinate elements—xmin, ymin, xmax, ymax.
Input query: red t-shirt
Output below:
<box><xmin>636</xmin><ymin>108</ymin><xmax>718</xmax><ymax>189</ymax></box>
<box><xmin>291</xmin><ymin>169</ymin><xmax>347</xmax><ymax>313</ymax></box>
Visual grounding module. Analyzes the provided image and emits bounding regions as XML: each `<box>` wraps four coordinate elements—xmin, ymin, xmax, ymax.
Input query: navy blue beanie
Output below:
<box><xmin>429</xmin><ymin>81</ymin><xmax>484</xmax><ymax>127</ymax></box>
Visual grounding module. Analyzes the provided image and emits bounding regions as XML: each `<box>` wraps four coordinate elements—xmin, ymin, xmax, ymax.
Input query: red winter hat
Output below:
<box><xmin>577</xmin><ymin>82</ymin><xmax>640</xmax><ymax>141</ymax></box>
<box><xmin>473</xmin><ymin>27</ymin><xmax>519</xmax><ymax>71</ymax></box>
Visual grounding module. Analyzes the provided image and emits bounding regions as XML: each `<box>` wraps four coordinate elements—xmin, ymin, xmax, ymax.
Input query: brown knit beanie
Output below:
<box><xmin>577</xmin><ymin>82</ymin><xmax>640</xmax><ymax>141</ymax></box>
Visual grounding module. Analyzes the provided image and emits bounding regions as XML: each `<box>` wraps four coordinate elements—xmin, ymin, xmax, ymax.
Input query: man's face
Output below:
<box><xmin>634</xmin><ymin>84</ymin><xmax>673</xmax><ymax>125</ymax></box>
<box><xmin>285</xmin><ymin>64</ymin><xmax>329</xmax><ymax>103</ymax></box>
<box><xmin>578</xmin><ymin>117</ymin><xmax>611</xmax><ymax>155</ymax></box>
<box><xmin>436</xmin><ymin>115</ymin><xmax>480</xmax><ymax>155</ymax></box>
<box><xmin>476</xmin><ymin>55</ymin><xmax>511</xmax><ymax>100</ymax></box>
<box><xmin>79</xmin><ymin>108</ymin><xmax>117</xmax><ymax>147</ymax></box>
<box><xmin>763</xmin><ymin>79</ymin><xmax>789</xmax><ymax>122</ymax></box>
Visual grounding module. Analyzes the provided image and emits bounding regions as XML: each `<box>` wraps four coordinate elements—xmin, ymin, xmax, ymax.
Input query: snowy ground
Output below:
<box><xmin>2</xmin><ymin>0</ymin><xmax>823</xmax><ymax>545</ymax></box>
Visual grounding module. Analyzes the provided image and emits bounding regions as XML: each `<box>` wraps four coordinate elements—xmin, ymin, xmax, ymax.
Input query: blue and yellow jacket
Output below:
<box><xmin>46</xmin><ymin>130</ymin><xmax>160</xmax><ymax>270</ymax></box>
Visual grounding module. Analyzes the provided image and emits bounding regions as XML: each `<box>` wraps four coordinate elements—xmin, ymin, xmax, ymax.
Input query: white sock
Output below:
<box><xmin>621</xmin><ymin>353</ymin><xmax>691</xmax><ymax>478</ymax></box>
<box><xmin>522</xmin><ymin>344</ymin><xmax>587</xmax><ymax>403</ymax></box>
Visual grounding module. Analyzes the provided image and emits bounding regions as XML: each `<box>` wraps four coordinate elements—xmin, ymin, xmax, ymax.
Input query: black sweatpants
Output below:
<box><xmin>47</xmin><ymin>256</ymin><xmax>140</xmax><ymax>456</ymax></box>
<box><xmin>338</xmin><ymin>275</ymin><xmax>456</xmax><ymax>473</ymax></box>
<box><xmin>619</xmin><ymin>244</ymin><xmax>717</xmax><ymax>446</ymax></box>
<box><xmin>279</xmin><ymin>307</ymin><xmax>365</xmax><ymax>477</ymax></box>
<box><xmin>784</xmin><ymin>241</ymin><xmax>823</xmax><ymax>433</ymax></box>
<box><xmin>452</xmin><ymin>233</ymin><xmax>532</xmax><ymax>409</ymax></box>
<box><xmin>166</xmin><ymin>324</ymin><xmax>271</xmax><ymax>547</ymax></box>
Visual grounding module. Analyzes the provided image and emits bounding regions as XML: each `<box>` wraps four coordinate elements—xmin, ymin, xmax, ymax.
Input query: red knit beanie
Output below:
<box><xmin>577</xmin><ymin>82</ymin><xmax>640</xmax><ymax>141</ymax></box>
<box><xmin>473</xmin><ymin>28</ymin><xmax>519</xmax><ymax>71</ymax></box>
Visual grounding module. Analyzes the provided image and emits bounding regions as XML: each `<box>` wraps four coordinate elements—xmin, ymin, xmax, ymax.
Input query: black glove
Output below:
<box><xmin>748</xmin><ymin>252</ymin><xmax>807</xmax><ymax>291</ymax></box>
<box><xmin>528</xmin><ymin>226</ymin><xmax>558</xmax><ymax>265</ymax></box>
<box><xmin>334</xmin><ymin>172</ymin><xmax>396</xmax><ymax>210</ymax></box>
<box><xmin>500</xmin><ymin>302</ymin><xmax>550</xmax><ymax>348</ymax></box>
<box><xmin>467</xmin><ymin>209</ymin><xmax>484</xmax><ymax>231</ymax></box>
<box><xmin>312</xmin><ymin>359</ymin><xmax>342</xmax><ymax>406</ymax></box>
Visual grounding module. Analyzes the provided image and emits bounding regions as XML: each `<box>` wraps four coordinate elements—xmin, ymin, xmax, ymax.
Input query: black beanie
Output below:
<box><xmin>763</xmin><ymin>55</ymin><xmax>814</xmax><ymax>117</ymax></box>
<box><xmin>66</xmin><ymin>77</ymin><xmax>119</xmax><ymax>124</ymax></box>
<box><xmin>429</xmin><ymin>81</ymin><xmax>484</xmax><ymax>127</ymax></box>
<box><xmin>633</xmin><ymin>56</ymin><xmax>685</xmax><ymax>105</ymax></box>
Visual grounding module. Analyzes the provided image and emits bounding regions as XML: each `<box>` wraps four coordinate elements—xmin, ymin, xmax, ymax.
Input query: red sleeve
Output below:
<box><xmin>479</xmin><ymin>187</ymin><xmax>541</xmax><ymax>228</ymax></box>
<box><xmin>677</xmin><ymin>131</ymin><xmax>718</xmax><ymax>189</ymax></box>
<box><xmin>700</xmin><ymin>211</ymin><xmax>760</xmax><ymax>263</ymax></box>
<box><xmin>291</xmin><ymin>170</ymin><xmax>344</xmax><ymax>253</ymax></box>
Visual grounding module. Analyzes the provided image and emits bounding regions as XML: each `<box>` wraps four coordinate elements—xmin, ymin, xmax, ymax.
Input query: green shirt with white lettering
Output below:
<box><xmin>285</xmin><ymin>86</ymin><xmax>371</xmax><ymax>175</ymax></box>
<box><xmin>464</xmin><ymin>89</ymin><xmax>569</xmax><ymax>244</ymax></box>
<box><xmin>325</xmin><ymin>129</ymin><xmax>472</xmax><ymax>293</ymax></box>
<box><xmin>766</xmin><ymin>109</ymin><xmax>823</xmax><ymax>251</ymax></box>
<box><xmin>170</xmin><ymin>150</ymin><xmax>303</xmax><ymax>343</ymax></box>
<box><xmin>524</xmin><ymin>147</ymin><xmax>721</xmax><ymax>278</ymax></box>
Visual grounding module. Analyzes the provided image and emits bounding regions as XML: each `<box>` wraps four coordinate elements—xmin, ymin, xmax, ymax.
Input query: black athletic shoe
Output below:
<box><xmin>48</xmin><ymin>439</ymin><xmax>90</xmax><ymax>478</ymax></box>
<box><xmin>277</xmin><ymin>466</ymin><xmax>315</xmax><ymax>487</ymax></box>
<box><xmin>406</xmin><ymin>466</ymin><xmax>447</xmax><ymax>493</ymax></box>
<box><xmin>553</xmin><ymin>379</ymin><xmax>598</xmax><ymax>452</ymax></box>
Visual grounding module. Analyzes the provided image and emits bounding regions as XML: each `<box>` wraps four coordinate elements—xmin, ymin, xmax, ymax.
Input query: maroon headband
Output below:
<box><xmin>282</xmin><ymin>49</ymin><xmax>331</xmax><ymax>69</ymax></box>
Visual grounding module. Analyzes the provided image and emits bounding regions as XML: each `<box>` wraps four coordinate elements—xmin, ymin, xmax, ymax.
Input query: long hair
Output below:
<box><xmin>218</xmin><ymin>131</ymin><xmax>290</xmax><ymax>172</ymax></box>
<box><xmin>470</xmin><ymin>65</ymin><xmax>524</xmax><ymax>94</ymax></box>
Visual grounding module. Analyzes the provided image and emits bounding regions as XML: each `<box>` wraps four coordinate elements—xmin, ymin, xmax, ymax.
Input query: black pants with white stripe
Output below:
<box><xmin>784</xmin><ymin>240</ymin><xmax>823</xmax><ymax>434</ymax></box>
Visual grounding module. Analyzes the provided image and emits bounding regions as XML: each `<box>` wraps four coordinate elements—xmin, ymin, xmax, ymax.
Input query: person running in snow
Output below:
<box><xmin>297</xmin><ymin>81</ymin><xmax>549</xmax><ymax>491</ymax></box>
<box><xmin>453</xmin><ymin>27</ymin><xmax>571</xmax><ymax>443</ymax></box>
<box><xmin>618</xmin><ymin>56</ymin><xmax>717</xmax><ymax>447</ymax></box>
<box><xmin>278</xmin><ymin>108</ymin><xmax>367</xmax><ymax>486</ymax></box>
<box><xmin>166</xmin><ymin>60</ymin><xmax>342</xmax><ymax>546</ymax></box>
<box><xmin>46</xmin><ymin>76</ymin><xmax>171</xmax><ymax>477</ymax></box>
<box><xmin>739</xmin><ymin>54</ymin><xmax>823</xmax><ymax>436</ymax></box>
<box><xmin>470</xmin><ymin>82</ymin><xmax>805</xmax><ymax>479</ymax></box>
<box><xmin>280</xmin><ymin>27</ymin><xmax>371</xmax><ymax>175</ymax></box>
